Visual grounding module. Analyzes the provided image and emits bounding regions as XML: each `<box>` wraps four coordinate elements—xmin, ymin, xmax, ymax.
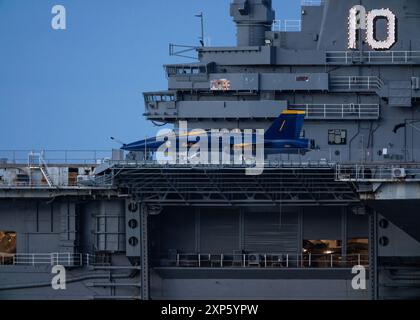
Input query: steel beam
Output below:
<box><xmin>140</xmin><ymin>203</ymin><xmax>150</xmax><ymax>300</ymax></box>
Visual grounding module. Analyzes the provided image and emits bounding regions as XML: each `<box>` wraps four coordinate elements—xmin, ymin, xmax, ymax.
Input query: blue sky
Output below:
<box><xmin>0</xmin><ymin>0</ymin><xmax>300</xmax><ymax>150</ymax></box>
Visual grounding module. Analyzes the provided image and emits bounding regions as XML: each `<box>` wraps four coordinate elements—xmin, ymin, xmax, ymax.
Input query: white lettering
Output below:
<box><xmin>154</xmin><ymin>121</ymin><xmax>265</xmax><ymax>175</ymax></box>
<box><xmin>51</xmin><ymin>265</ymin><xmax>66</xmax><ymax>290</ymax></box>
<box><xmin>51</xmin><ymin>5</ymin><xmax>66</xmax><ymax>30</ymax></box>
<box><xmin>366</xmin><ymin>8</ymin><xmax>396</xmax><ymax>50</ymax></box>
<box><xmin>348</xmin><ymin>6</ymin><xmax>396</xmax><ymax>50</ymax></box>
<box><xmin>352</xmin><ymin>265</ymin><xmax>367</xmax><ymax>290</ymax></box>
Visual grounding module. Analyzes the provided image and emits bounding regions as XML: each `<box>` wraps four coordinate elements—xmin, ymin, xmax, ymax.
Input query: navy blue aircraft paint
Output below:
<box><xmin>122</xmin><ymin>110</ymin><xmax>312</xmax><ymax>155</ymax></box>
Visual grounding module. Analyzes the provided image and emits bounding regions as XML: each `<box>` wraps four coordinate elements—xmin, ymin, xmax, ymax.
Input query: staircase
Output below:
<box><xmin>380</xmin><ymin>266</ymin><xmax>420</xmax><ymax>300</ymax></box>
<box><xmin>28</xmin><ymin>152</ymin><xmax>55</xmax><ymax>187</ymax></box>
<box><xmin>89</xmin><ymin>264</ymin><xmax>142</xmax><ymax>300</ymax></box>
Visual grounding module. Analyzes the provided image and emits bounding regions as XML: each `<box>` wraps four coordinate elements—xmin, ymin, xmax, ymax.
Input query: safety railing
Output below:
<box><xmin>0</xmin><ymin>253</ymin><xmax>111</xmax><ymax>267</ymax></box>
<box><xmin>301</xmin><ymin>0</ymin><xmax>325</xmax><ymax>6</ymax></box>
<box><xmin>0</xmin><ymin>150</ymin><xmax>112</xmax><ymax>165</ymax></box>
<box><xmin>0</xmin><ymin>171</ymin><xmax>97</xmax><ymax>188</ymax></box>
<box><xmin>155</xmin><ymin>253</ymin><xmax>369</xmax><ymax>269</ymax></box>
<box><xmin>272</xmin><ymin>20</ymin><xmax>301</xmax><ymax>32</ymax></box>
<box><xmin>289</xmin><ymin>104</ymin><xmax>380</xmax><ymax>120</ymax></box>
<box><xmin>326</xmin><ymin>51</ymin><xmax>420</xmax><ymax>64</ymax></box>
<box><xmin>0</xmin><ymin>253</ymin><xmax>83</xmax><ymax>267</ymax></box>
<box><xmin>336</xmin><ymin>164</ymin><xmax>420</xmax><ymax>182</ymax></box>
<box><xmin>329</xmin><ymin>76</ymin><xmax>383</xmax><ymax>92</ymax></box>
<box><xmin>101</xmin><ymin>148</ymin><xmax>340</xmax><ymax>169</ymax></box>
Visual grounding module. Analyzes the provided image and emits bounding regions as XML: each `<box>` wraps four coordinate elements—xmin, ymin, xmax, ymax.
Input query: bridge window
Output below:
<box><xmin>166</xmin><ymin>65</ymin><xmax>207</xmax><ymax>77</ymax></box>
<box><xmin>144</xmin><ymin>93</ymin><xmax>175</xmax><ymax>103</ymax></box>
<box><xmin>0</xmin><ymin>231</ymin><xmax>16</xmax><ymax>255</ymax></box>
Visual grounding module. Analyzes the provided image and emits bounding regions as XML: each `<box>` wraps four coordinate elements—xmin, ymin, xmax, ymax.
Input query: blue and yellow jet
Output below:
<box><xmin>121</xmin><ymin>110</ymin><xmax>312</xmax><ymax>155</ymax></box>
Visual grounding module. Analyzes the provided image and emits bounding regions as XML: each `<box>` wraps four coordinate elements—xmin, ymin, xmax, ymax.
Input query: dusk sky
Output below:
<box><xmin>0</xmin><ymin>0</ymin><xmax>301</xmax><ymax>150</ymax></box>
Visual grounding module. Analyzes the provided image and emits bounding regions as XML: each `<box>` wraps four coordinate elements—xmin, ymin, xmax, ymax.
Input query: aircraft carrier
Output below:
<box><xmin>1</xmin><ymin>0</ymin><xmax>420</xmax><ymax>300</ymax></box>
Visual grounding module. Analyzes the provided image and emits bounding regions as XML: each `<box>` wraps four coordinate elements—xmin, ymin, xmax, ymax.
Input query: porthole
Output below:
<box><xmin>129</xmin><ymin>237</ymin><xmax>139</xmax><ymax>247</ymax></box>
<box><xmin>128</xmin><ymin>219</ymin><xmax>138</xmax><ymax>229</ymax></box>
<box><xmin>379</xmin><ymin>237</ymin><xmax>389</xmax><ymax>247</ymax></box>
<box><xmin>379</xmin><ymin>219</ymin><xmax>389</xmax><ymax>229</ymax></box>
<box><xmin>128</xmin><ymin>202</ymin><xmax>139</xmax><ymax>213</ymax></box>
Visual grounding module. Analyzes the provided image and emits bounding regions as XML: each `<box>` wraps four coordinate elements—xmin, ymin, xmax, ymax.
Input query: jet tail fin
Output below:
<box><xmin>265</xmin><ymin>110</ymin><xmax>306</xmax><ymax>140</ymax></box>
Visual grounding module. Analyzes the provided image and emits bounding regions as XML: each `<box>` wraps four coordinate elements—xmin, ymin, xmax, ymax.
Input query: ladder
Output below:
<box><xmin>28</xmin><ymin>151</ymin><xmax>55</xmax><ymax>187</ymax></box>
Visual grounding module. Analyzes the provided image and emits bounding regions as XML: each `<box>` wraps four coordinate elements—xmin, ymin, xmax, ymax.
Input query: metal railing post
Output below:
<box><xmin>331</xmin><ymin>254</ymin><xmax>334</xmax><ymax>268</ymax></box>
<box><xmin>358</xmin><ymin>254</ymin><xmax>361</xmax><ymax>266</ymax></box>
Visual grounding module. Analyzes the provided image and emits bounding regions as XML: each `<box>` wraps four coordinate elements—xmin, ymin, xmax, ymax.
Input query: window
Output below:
<box><xmin>347</xmin><ymin>238</ymin><xmax>368</xmax><ymax>254</ymax></box>
<box><xmin>303</xmin><ymin>240</ymin><xmax>342</xmax><ymax>267</ymax></box>
<box><xmin>303</xmin><ymin>240</ymin><xmax>342</xmax><ymax>255</ymax></box>
<box><xmin>0</xmin><ymin>231</ymin><xmax>16</xmax><ymax>254</ymax></box>
<box><xmin>144</xmin><ymin>94</ymin><xmax>175</xmax><ymax>103</ymax></box>
<box><xmin>296</xmin><ymin>75</ymin><xmax>310</xmax><ymax>82</ymax></box>
<box><xmin>328</xmin><ymin>129</ymin><xmax>347</xmax><ymax>145</ymax></box>
<box><xmin>347</xmin><ymin>238</ymin><xmax>369</xmax><ymax>266</ymax></box>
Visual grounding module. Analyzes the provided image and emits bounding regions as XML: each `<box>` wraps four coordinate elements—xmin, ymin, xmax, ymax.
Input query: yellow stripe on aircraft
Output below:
<box><xmin>282</xmin><ymin>110</ymin><xmax>306</xmax><ymax>115</ymax></box>
<box><xmin>233</xmin><ymin>143</ymin><xmax>253</xmax><ymax>149</ymax></box>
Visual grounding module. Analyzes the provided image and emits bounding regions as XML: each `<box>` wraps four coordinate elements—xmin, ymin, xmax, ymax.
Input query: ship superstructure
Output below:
<box><xmin>1</xmin><ymin>0</ymin><xmax>420</xmax><ymax>300</ymax></box>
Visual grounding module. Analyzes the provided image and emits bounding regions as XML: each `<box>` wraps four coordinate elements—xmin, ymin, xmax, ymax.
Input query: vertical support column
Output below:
<box><xmin>368</xmin><ymin>210</ymin><xmax>378</xmax><ymax>300</ymax></box>
<box><xmin>239</xmin><ymin>209</ymin><xmax>244</xmax><ymax>252</ymax></box>
<box><xmin>59</xmin><ymin>201</ymin><xmax>77</xmax><ymax>257</ymax></box>
<box><xmin>195</xmin><ymin>209</ymin><xmax>201</xmax><ymax>254</ymax></box>
<box><xmin>341</xmin><ymin>208</ymin><xmax>348</xmax><ymax>263</ymax></box>
<box><xmin>297</xmin><ymin>209</ymin><xmax>304</xmax><ymax>254</ymax></box>
<box><xmin>140</xmin><ymin>203</ymin><xmax>150</xmax><ymax>301</ymax></box>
